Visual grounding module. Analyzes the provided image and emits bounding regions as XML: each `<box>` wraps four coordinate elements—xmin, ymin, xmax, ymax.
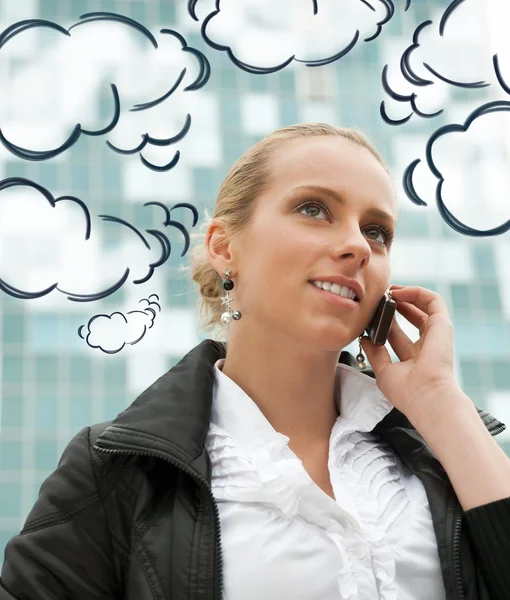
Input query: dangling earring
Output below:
<box><xmin>356</xmin><ymin>335</ymin><xmax>367</xmax><ymax>369</ymax></box>
<box><xmin>220</xmin><ymin>268</ymin><xmax>242</xmax><ymax>324</ymax></box>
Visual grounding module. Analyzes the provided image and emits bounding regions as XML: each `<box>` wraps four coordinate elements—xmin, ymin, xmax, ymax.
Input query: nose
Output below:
<box><xmin>329</xmin><ymin>227</ymin><xmax>371</xmax><ymax>266</ymax></box>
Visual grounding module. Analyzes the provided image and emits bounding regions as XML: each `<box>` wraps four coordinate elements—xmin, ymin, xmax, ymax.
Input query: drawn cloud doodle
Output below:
<box><xmin>188</xmin><ymin>0</ymin><xmax>410</xmax><ymax>74</ymax></box>
<box><xmin>0</xmin><ymin>178</ymin><xmax>198</xmax><ymax>301</ymax></box>
<box><xmin>79</xmin><ymin>295</ymin><xmax>161</xmax><ymax>354</ymax></box>
<box><xmin>403</xmin><ymin>101</ymin><xmax>510</xmax><ymax>236</ymax></box>
<box><xmin>0</xmin><ymin>13</ymin><xmax>210</xmax><ymax>171</ymax></box>
<box><xmin>381</xmin><ymin>0</ymin><xmax>510</xmax><ymax>124</ymax></box>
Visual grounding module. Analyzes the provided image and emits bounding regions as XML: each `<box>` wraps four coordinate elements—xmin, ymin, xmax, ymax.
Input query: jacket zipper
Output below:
<box><xmin>93</xmin><ymin>444</ymin><xmax>224</xmax><ymax>600</ymax></box>
<box><xmin>93</xmin><ymin>421</ymin><xmax>505</xmax><ymax>600</ymax></box>
<box><xmin>453</xmin><ymin>507</ymin><xmax>463</xmax><ymax>600</ymax></box>
<box><xmin>452</xmin><ymin>422</ymin><xmax>506</xmax><ymax>600</ymax></box>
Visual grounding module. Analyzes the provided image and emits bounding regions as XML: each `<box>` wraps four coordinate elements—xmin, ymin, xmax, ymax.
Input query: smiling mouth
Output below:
<box><xmin>308</xmin><ymin>281</ymin><xmax>360</xmax><ymax>303</ymax></box>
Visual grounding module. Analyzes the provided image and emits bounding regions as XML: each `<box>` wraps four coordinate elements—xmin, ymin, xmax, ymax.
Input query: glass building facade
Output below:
<box><xmin>1</xmin><ymin>0</ymin><xmax>509</xmax><ymax>563</ymax></box>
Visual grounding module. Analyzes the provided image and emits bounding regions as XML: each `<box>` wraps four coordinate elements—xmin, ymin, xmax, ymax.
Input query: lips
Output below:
<box><xmin>309</xmin><ymin>281</ymin><xmax>359</xmax><ymax>301</ymax></box>
<box><xmin>309</xmin><ymin>277</ymin><xmax>363</xmax><ymax>302</ymax></box>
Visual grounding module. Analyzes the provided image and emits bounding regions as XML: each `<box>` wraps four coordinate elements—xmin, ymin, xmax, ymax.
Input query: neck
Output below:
<box><xmin>220</xmin><ymin>326</ymin><xmax>342</xmax><ymax>451</ymax></box>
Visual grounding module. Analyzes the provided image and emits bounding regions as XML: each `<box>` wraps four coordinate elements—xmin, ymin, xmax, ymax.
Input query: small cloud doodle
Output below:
<box><xmin>0</xmin><ymin>177</ymin><xmax>198</xmax><ymax>301</ymax></box>
<box><xmin>381</xmin><ymin>0</ymin><xmax>510</xmax><ymax>124</ymax></box>
<box><xmin>402</xmin><ymin>101</ymin><xmax>510</xmax><ymax>236</ymax></box>
<box><xmin>188</xmin><ymin>0</ymin><xmax>409</xmax><ymax>74</ymax></box>
<box><xmin>0</xmin><ymin>13</ymin><xmax>210</xmax><ymax>171</ymax></box>
<box><xmin>78</xmin><ymin>294</ymin><xmax>161</xmax><ymax>354</ymax></box>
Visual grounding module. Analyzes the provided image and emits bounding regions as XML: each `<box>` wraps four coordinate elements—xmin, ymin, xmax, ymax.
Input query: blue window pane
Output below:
<box><xmin>99</xmin><ymin>0</ymin><xmax>117</xmax><ymax>11</ymax></box>
<box><xmin>35</xmin><ymin>440</ymin><xmax>59</xmax><ymax>471</ymax></box>
<box><xmin>159</xmin><ymin>1</ymin><xmax>175</xmax><ymax>22</ymax></box>
<box><xmin>103</xmin><ymin>394</ymin><xmax>128</xmax><ymax>421</ymax></box>
<box><xmin>38</xmin><ymin>0</ymin><xmax>59</xmax><ymax>19</ymax></box>
<box><xmin>0</xmin><ymin>440</ymin><xmax>22</xmax><ymax>470</ymax></box>
<box><xmin>69</xmin><ymin>356</ymin><xmax>93</xmax><ymax>385</ymax></box>
<box><xmin>455</xmin><ymin>322</ymin><xmax>510</xmax><ymax>358</ymax></box>
<box><xmin>130</xmin><ymin>1</ymin><xmax>147</xmax><ymax>23</ymax></box>
<box><xmin>1</xmin><ymin>393</ymin><xmax>23</xmax><ymax>428</ymax></box>
<box><xmin>219</xmin><ymin>68</ymin><xmax>237</xmax><ymax>92</ymax></box>
<box><xmin>4</xmin><ymin>162</ymin><xmax>26</xmax><ymax>178</ymax></box>
<box><xmin>70</xmin><ymin>163</ymin><xmax>90</xmax><ymax>192</ymax></box>
<box><xmin>279</xmin><ymin>71</ymin><xmax>295</xmax><ymax>94</ymax></box>
<box><xmin>36</xmin><ymin>394</ymin><xmax>58</xmax><ymax>429</ymax></box>
<box><xmin>35</xmin><ymin>357</ymin><xmax>58</xmax><ymax>385</ymax></box>
<box><xmin>30</xmin><ymin>315</ymin><xmax>58</xmax><ymax>351</ymax></box>
<box><xmin>1</xmin><ymin>484</ymin><xmax>21</xmax><ymax>517</ymax></box>
<box><xmin>280</xmin><ymin>96</ymin><xmax>298</xmax><ymax>125</ymax></box>
<box><xmin>249</xmin><ymin>74</ymin><xmax>268</xmax><ymax>92</ymax></box>
<box><xmin>478</xmin><ymin>284</ymin><xmax>502</xmax><ymax>311</ymax></box>
<box><xmin>220</xmin><ymin>94</ymin><xmax>240</xmax><ymax>132</ymax></box>
<box><xmin>2</xmin><ymin>314</ymin><xmax>25</xmax><ymax>344</ymax></box>
<box><xmin>100</xmin><ymin>163</ymin><xmax>121</xmax><ymax>193</ymax></box>
<box><xmin>31</xmin><ymin>314</ymin><xmax>83</xmax><ymax>351</ymax></box>
<box><xmin>492</xmin><ymin>362</ymin><xmax>510</xmax><ymax>390</ymax></box>
<box><xmin>70</xmin><ymin>394</ymin><xmax>91</xmax><ymax>428</ymax></box>
<box><xmin>193</xmin><ymin>168</ymin><xmax>215</xmax><ymax>200</ymax></box>
<box><xmin>450</xmin><ymin>284</ymin><xmax>471</xmax><ymax>311</ymax></box>
<box><xmin>400</xmin><ymin>212</ymin><xmax>430</xmax><ymax>237</ymax></box>
<box><xmin>103</xmin><ymin>359</ymin><xmax>126</xmax><ymax>386</ymax></box>
<box><xmin>2</xmin><ymin>357</ymin><xmax>24</xmax><ymax>383</ymax></box>
<box><xmin>473</xmin><ymin>244</ymin><xmax>497</xmax><ymax>280</ymax></box>
<box><xmin>38</xmin><ymin>163</ymin><xmax>58</xmax><ymax>191</ymax></box>
<box><xmin>460</xmin><ymin>361</ymin><xmax>484</xmax><ymax>388</ymax></box>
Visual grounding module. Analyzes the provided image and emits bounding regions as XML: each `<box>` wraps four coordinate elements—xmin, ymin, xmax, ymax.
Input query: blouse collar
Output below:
<box><xmin>211</xmin><ymin>358</ymin><xmax>394</xmax><ymax>455</ymax></box>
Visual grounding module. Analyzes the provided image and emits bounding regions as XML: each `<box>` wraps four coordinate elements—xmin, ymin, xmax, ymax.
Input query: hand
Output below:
<box><xmin>360</xmin><ymin>285</ymin><xmax>462</xmax><ymax>422</ymax></box>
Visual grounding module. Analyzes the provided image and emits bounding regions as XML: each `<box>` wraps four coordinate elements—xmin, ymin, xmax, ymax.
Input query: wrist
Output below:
<box><xmin>405</xmin><ymin>384</ymin><xmax>478</xmax><ymax>436</ymax></box>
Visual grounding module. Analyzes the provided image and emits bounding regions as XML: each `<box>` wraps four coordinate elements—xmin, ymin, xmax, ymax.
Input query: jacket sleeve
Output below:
<box><xmin>0</xmin><ymin>426</ymin><xmax>120</xmax><ymax>600</ymax></box>
<box><xmin>463</xmin><ymin>496</ymin><xmax>510</xmax><ymax>599</ymax></box>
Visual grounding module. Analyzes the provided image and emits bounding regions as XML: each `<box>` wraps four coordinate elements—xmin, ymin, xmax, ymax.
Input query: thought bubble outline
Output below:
<box><xmin>0</xmin><ymin>15</ymin><xmax>210</xmax><ymax>171</ymax></box>
<box><xmin>78</xmin><ymin>294</ymin><xmax>162</xmax><ymax>354</ymax></box>
<box><xmin>381</xmin><ymin>1</ymin><xmax>497</xmax><ymax>125</ymax></box>
<box><xmin>402</xmin><ymin>100</ymin><xmax>510</xmax><ymax>236</ymax></box>
<box><xmin>0</xmin><ymin>177</ymin><xmax>198</xmax><ymax>301</ymax></box>
<box><xmin>187</xmin><ymin>0</ymin><xmax>408</xmax><ymax>74</ymax></box>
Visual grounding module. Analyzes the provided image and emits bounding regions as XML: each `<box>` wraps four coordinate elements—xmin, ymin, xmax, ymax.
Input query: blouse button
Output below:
<box><xmin>353</xmin><ymin>545</ymin><xmax>368</xmax><ymax>560</ymax></box>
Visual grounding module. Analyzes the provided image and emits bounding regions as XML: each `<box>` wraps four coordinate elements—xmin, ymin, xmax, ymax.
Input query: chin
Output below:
<box><xmin>301</xmin><ymin>325</ymin><xmax>358</xmax><ymax>353</ymax></box>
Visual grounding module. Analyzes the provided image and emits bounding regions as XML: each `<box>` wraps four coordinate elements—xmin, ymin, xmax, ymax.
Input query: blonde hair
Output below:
<box><xmin>183</xmin><ymin>123</ymin><xmax>390</xmax><ymax>341</ymax></box>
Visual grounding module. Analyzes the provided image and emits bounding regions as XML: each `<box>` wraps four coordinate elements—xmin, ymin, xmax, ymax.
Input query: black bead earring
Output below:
<box><xmin>220</xmin><ymin>268</ymin><xmax>242</xmax><ymax>324</ymax></box>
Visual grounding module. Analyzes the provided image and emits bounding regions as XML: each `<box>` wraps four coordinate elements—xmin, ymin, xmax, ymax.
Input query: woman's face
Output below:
<box><xmin>224</xmin><ymin>136</ymin><xmax>398</xmax><ymax>351</ymax></box>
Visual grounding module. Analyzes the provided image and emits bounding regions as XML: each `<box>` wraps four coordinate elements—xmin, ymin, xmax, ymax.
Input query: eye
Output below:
<box><xmin>297</xmin><ymin>200</ymin><xmax>330</xmax><ymax>221</ymax></box>
<box><xmin>364</xmin><ymin>225</ymin><xmax>395</xmax><ymax>247</ymax></box>
<box><xmin>297</xmin><ymin>200</ymin><xmax>395</xmax><ymax>247</ymax></box>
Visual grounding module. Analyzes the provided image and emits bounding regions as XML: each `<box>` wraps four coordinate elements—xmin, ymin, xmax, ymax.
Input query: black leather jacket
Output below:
<box><xmin>1</xmin><ymin>339</ymin><xmax>508</xmax><ymax>600</ymax></box>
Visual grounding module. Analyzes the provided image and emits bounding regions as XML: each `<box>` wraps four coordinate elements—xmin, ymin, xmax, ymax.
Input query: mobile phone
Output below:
<box><xmin>364</xmin><ymin>290</ymin><xmax>396</xmax><ymax>346</ymax></box>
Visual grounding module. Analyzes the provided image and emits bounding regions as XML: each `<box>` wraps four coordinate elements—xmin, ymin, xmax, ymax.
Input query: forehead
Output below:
<box><xmin>265</xmin><ymin>136</ymin><xmax>397</xmax><ymax>215</ymax></box>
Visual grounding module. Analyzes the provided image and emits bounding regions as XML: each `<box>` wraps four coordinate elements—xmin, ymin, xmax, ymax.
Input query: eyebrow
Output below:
<box><xmin>292</xmin><ymin>184</ymin><xmax>397</xmax><ymax>228</ymax></box>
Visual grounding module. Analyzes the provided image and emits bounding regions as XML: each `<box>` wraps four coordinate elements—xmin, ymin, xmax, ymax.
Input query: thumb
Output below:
<box><xmin>360</xmin><ymin>336</ymin><xmax>391</xmax><ymax>375</ymax></box>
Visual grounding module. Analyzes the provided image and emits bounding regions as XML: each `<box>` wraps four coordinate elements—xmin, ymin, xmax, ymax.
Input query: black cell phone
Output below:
<box><xmin>364</xmin><ymin>290</ymin><xmax>397</xmax><ymax>346</ymax></box>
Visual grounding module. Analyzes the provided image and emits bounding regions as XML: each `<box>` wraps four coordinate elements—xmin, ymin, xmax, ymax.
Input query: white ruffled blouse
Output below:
<box><xmin>205</xmin><ymin>358</ymin><xmax>448</xmax><ymax>600</ymax></box>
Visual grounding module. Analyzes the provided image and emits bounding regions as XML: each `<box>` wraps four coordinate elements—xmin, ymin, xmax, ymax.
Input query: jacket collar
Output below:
<box><xmin>94</xmin><ymin>339</ymin><xmax>506</xmax><ymax>481</ymax></box>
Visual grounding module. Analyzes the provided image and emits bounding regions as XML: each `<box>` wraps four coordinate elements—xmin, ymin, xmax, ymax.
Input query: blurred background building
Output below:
<box><xmin>1</xmin><ymin>0</ymin><xmax>509</xmax><ymax>561</ymax></box>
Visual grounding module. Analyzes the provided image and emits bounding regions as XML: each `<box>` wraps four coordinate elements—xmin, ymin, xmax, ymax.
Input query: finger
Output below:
<box><xmin>386</xmin><ymin>316</ymin><xmax>415</xmax><ymax>362</ymax></box>
<box><xmin>390</xmin><ymin>286</ymin><xmax>450</xmax><ymax>321</ymax></box>
<box><xmin>395</xmin><ymin>301</ymin><xmax>428</xmax><ymax>335</ymax></box>
<box><xmin>360</xmin><ymin>335</ymin><xmax>392</xmax><ymax>375</ymax></box>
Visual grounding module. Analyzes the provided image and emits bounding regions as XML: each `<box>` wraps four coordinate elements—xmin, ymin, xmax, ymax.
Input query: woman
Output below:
<box><xmin>1</xmin><ymin>123</ymin><xmax>509</xmax><ymax>600</ymax></box>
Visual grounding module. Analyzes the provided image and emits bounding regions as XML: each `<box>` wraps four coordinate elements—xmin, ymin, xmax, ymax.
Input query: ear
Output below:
<box><xmin>205</xmin><ymin>218</ymin><xmax>233</xmax><ymax>275</ymax></box>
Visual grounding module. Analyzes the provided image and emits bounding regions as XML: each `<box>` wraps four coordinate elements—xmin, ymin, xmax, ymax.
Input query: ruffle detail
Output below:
<box><xmin>206</xmin><ymin>361</ymin><xmax>441</xmax><ymax>600</ymax></box>
<box><xmin>328</xmin><ymin>414</ymin><xmax>414</xmax><ymax>599</ymax></box>
<box><xmin>207</xmin><ymin>423</ymin><xmax>313</xmax><ymax>519</ymax></box>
